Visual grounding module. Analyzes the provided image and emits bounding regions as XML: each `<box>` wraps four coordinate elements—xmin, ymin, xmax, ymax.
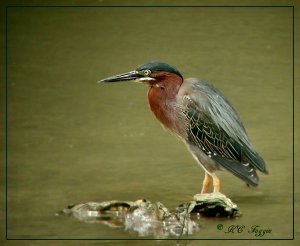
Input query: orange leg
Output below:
<box><xmin>212</xmin><ymin>173</ymin><xmax>220</xmax><ymax>193</ymax></box>
<box><xmin>201</xmin><ymin>172</ymin><xmax>211</xmax><ymax>194</ymax></box>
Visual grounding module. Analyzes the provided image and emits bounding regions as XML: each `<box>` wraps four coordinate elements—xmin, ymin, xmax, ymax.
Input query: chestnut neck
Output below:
<box><xmin>147</xmin><ymin>72</ymin><xmax>183</xmax><ymax>98</ymax></box>
<box><xmin>147</xmin><ymin>72</ymin><xmax>184</xmax><ymax>134</ymax></box>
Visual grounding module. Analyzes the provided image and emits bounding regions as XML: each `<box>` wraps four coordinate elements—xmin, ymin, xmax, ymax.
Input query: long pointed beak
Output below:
<box><xmin>99</xmin><ymin>70</ymin><xmax>141</xmax><ymax>83</ymax></box>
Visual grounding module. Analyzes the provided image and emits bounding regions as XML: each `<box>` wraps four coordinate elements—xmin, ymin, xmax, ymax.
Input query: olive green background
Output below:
<box><xmin>1</xmin><ymin>0</ymin><xmax>299</xmax><ymax>246</ymax></box>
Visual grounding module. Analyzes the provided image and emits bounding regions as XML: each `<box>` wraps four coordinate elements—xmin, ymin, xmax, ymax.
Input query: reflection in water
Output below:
<box><xmin>58</xmin><ymin>193</ymin><xmax>240</xmax><ymax>238</ymax></box>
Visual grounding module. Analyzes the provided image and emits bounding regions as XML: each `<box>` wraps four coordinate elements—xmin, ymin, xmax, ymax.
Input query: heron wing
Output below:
<box><xmin>181</xmin><ymin>79</ymin><xmax>267</xmax><ymax>185</ymax></box>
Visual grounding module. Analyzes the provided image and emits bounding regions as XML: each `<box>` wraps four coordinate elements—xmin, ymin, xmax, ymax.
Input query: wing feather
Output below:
<box><xmin>180</xmin><ymin>79</ymin><xmax>268</xmax><ymax>182</ymax></box>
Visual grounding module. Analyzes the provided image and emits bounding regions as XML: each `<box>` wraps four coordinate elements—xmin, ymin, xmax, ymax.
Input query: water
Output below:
<box><xmin>5</xmin><ymin>5</ymin><xmax>295</xmax><ymax>244</ymax></box>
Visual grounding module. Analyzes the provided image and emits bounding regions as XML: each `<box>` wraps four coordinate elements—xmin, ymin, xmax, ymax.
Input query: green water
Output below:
<box><xmin>5</xmin><ymin>5</ymin><xmax>296</xmax><ymax>244</ymax></box>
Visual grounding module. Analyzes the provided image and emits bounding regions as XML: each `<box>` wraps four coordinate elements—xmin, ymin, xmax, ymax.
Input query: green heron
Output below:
<box><xmin>100</xmin><ymin>61</ymin><xmax>268</xmax><ymax>193</ymax></box>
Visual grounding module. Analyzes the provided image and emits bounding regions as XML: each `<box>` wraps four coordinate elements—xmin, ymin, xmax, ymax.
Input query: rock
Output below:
<box><xmin>191</xmin><ymin>192</ymin><xmax>241</xmax><ymax>217</ymax></box>
<box><xmin>58</xmin><ymin>193</ymin><xmax>240</xmax><ymax>237</ymax></box>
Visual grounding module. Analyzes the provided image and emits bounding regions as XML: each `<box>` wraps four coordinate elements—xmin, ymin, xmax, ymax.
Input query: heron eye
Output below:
<box><xmin>143</xmin><ymin>70</ymin><xmax>151</xmax><ymax>76</ymax></box>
